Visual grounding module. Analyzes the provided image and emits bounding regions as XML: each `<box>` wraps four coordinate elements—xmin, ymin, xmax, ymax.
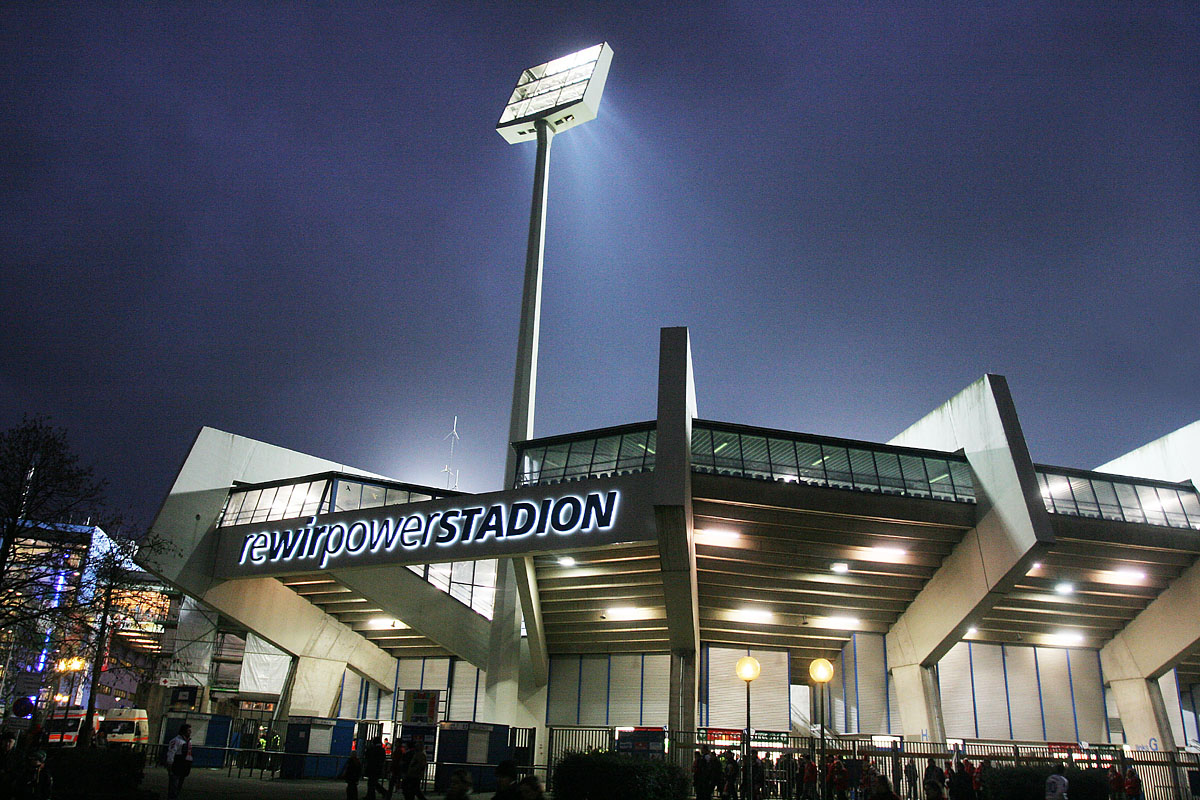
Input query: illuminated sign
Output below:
<box><xmin>214</xmin><ymin>475</ymin><xmax>655</xmax><ymax>579</ymax></box>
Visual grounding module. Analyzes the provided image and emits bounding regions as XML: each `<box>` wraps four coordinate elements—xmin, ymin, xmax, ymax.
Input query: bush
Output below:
<box><xmin>553</xmin><ymin>750</ymin><xmax>690</xmax><ymax>800</ymax></box>
<box><xmin>982</xmin><ymin>764</ymin><xmax>1110</xmax><ymax>800</ymax></box>
<box><xmin>45</xmin><ymin>746</ymin><xmax>148</xmax><ymax>798</ymax></box>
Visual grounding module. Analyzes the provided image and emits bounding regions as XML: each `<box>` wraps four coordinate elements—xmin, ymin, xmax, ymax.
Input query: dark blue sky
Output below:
<box><xmin>2</xmin><ymin>3</ymin><xmax>1197</xmax><ymax>525</ymax></box>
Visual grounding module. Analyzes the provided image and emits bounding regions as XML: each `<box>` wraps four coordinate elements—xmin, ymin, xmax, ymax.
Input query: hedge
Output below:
<box><xmin>553</xmin><ymin>751</ymin><xmax>690</xmax><ymax>800</ymax></box>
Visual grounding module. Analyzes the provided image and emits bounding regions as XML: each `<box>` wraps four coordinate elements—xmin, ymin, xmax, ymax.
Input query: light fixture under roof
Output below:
<box><xmin>823</xmin><ymin>616</ymin><xmax>860</xmax><ymax>629</ymax></box>
<box><xmin>1051</xmin><ymin>631</ymin><xmax>1085</xmax><ymax>646</ymax></box>
<box><xmin>831</xmin><ymin>562</ymin><xmax>850</xmax><ymax>574</ymax></box>
<box><xmin>497</xmin><ymin>43</ymin><xmax>614</xmax><ymax>143</ymax></box>
<box><xmin>695</xmin><ymin>528</ymin><xmax>741</xmax><ymax>546</ymax></box>
<box><xmin>1106</xmin><ymin>568</ymin><xmax>1145</xmax><ymax>585</ymax></box>
<box><xmin>967</xmin><ymin>626</ymin><xmax>978</xmax><ymax>635</ymax></box>
<box><xmin>865</xmin><ymin>546</ymin><xmax>906</xmax><ymax>562</ymax></box>
<box><xmin>603</xmin><ymin>606</ymin><xmax>654</xmax><ymax>622</ymax></box>
<box><xmin>732</xmin><ymin>608</ymin><xmax>775</xmax><ymax>625</ymax></box>
<box><xmin>1054</xmin><ymin>582</ymin><xmax>1075</xmax><ymax>595</ymax></box>
<box><xmin>557</xmin><ymin>556</ymin><xmax>577</xmax><ymax>567</ymax></box>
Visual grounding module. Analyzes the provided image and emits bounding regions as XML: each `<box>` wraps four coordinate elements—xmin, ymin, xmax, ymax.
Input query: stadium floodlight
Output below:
<box><xmin>497</xmin><ymin>43</ymin><xmax>614</xmax><ymax>486</ymax></box>
<box><xmin>497</xmin><ymin>43</ymin><xmax>614</xmax><ymax>143</ymax></box>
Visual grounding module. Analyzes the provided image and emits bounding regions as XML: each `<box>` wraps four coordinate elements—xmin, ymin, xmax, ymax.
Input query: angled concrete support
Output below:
<box><xmin>1095</xmin><ymin>420</ymin><xmax>1200</xmax><ymax>750</ymax></box>
<box><xmin>140</xmin><ymin>428</ymin><xmax>398</xmax><ymax>691</ymax></box>
<box><xmin>513</xmin><ymin>556</ymin><xmax>548</xmax><ymax>684</ymax></box>
<box><xmin>885</xmin><ymin>375</ymin><xmax>1054</xmax><ymax>737</ymax></box>
<box><xmin>332</xmin><ymin>565</ymin><xmax>492</xmax><ymax>668</ymax></box>
<box><xmin>655</xmin><ymin>327</ymin><xmax>700</xmax><ymax>733</ymax></box>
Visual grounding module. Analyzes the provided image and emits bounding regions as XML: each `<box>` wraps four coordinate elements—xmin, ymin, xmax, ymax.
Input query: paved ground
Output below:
<box><xmin>141</xmin><ymin>765</ymin><xmax>454</xmax><ymax>799</ymax></box>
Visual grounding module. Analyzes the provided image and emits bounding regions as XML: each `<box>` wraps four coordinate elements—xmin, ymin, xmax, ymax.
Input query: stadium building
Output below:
<box><xmin>141</xmin><ymin>327</ymin><xmax>1200</xmax><ymax>767</ymax></box>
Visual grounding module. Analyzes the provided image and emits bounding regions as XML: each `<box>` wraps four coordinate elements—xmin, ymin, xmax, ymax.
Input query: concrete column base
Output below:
<box><xmin>290</xmin><ymin>656</ymin><xmax>347</xmax><ymax>717</ymax></box>
<box><xmin>890</xmin><ymin>663</ymin><xmax>945</xmax><ymax>742</ymax></box>
<box><xmin>1110</xmin><ymin>677</ymin><xmax>1177</xmax><ymax>751</ymax></box>
<box><xmin>669</xmin><ymin>649</ymin><xmax>698</xmax><ymax>734</ymax></box>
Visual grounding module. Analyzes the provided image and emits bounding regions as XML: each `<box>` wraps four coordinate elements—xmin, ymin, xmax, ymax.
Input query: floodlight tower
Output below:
<box><xmin>497</xmin><ymin>43</ymin><xmax>614</xmax><ymax>486</ymax></box>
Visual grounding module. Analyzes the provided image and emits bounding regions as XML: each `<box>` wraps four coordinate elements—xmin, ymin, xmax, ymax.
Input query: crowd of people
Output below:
<box><xmin>693</xmin><ymin>748</ymin><xmax>1153</xmax><ymax>800</ymax></box>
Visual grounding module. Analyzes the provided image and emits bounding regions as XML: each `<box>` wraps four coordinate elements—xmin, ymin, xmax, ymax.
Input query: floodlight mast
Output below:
<box><xmin>497</xmin><ymin>43</ymin><xmax>613</xmax><ymax>487</ymax></box>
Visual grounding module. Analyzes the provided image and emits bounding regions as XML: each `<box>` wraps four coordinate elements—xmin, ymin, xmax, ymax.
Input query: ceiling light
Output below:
<box><xmin>603</xmin><ymin>606</ymin><xmax>653</xmax><ymax>622</ymax></box>
<box><xmin>557</xmin><ymin>556</ymin><xmax>576</xmax><ymax>567</ymax></box>
<box><xmin>1051</xmin><ymin>631</ymin><xmax>1085</xmax><ymax>646</ymax></box>
<box><xmin>1107</xmin><ymin>569</ymin><xmax>1145</xmax><ymax>585</ymax></box>
<box><xmin>967</xmin><ymin>627</ymin><xmax>978</xmax><ymax>635</ymax></box>
<box><xmin>865</xmin><ymin>547</ymin><xmax>906</xmax><ymax>562</ymax></box>
<box><xmin>368</xmin><ymin>617</ymin><xmax>408</xmax><ymax>630</ymax></box>
<box><xmin>831</xmin><ymin>562</ymin><xmax>849</xmax><ymax>574</ymax></box>
<box><xmin>732</xmin><ymin>608</ymin><xmax>775</xmax><ymax>624</ymax></box>
<box><xmin>823</xmin><ymin>616</ymin><xmax>860</xmax><ymax>629</ymax></box>
<box><xmin>695</xmin><ymin>528</ymin><xmax>741</xmax><ymax>546</ymax></box>
<box><xmin>1054</xmin><ymin>582</ymin><xmax>1075</xmax><ymax>595</ymax></box>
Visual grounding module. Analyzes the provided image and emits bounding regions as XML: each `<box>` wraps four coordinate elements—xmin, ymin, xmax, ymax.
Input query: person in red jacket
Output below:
<box><xmin>1124</xmin><ymin>767</ymin><xmax>1144</xmax><ymax>800</ymax></box>
<box><xmin>830</xmin><ymin>757</ymin><xmax>850</xmax><ymax>800</ymax></box>
<box><xmin>803</xmin><ymin>755</ymin><xmax>819</xmax><ymax>800</ymax></box>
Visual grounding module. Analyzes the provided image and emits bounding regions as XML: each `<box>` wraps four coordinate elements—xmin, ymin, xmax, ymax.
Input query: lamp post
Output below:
<box><xmin>809</xmin><ymin>658</ymin><xmax>835</xmax><ymax>800</ymax></box>
<box><xmin>496</xmin><ymin>43</ymin><xmax>614</xmax><ymax>486</ymax></box>
<box><xmin>736</xmin><ymin>656</ymin><xmax>761</xmax><ymax>800</ymax></box>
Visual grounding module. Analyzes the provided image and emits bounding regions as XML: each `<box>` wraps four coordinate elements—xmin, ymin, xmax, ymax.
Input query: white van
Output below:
<box><xmin>99</xmin><ymin>708</ymin><xmax>150</xmax><ymax>745</ymax></box>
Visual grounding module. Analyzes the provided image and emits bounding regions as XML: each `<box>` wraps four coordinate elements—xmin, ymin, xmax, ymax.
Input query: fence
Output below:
<box><xmin>545</xmin><ymin>727</ymin><xmax>1200</xmax><ymax>800</ymax></box>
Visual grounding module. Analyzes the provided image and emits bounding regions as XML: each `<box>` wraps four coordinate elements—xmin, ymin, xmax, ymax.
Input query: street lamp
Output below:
<box><xmin>736</xmin><ymin>656</ymin><xmax>761</xmax><ymax>800</ymax></box>
<box><xmin>809</xmin><ymin>658</ymin><xmax>835</xmax><ymax>800</ymax></box>
<box><xmin>496</xmin><ymin>43</ymin><xmax>614</xmax><ymax>485</ymax></box>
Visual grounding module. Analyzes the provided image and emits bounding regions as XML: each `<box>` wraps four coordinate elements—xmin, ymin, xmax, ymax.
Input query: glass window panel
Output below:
<box><xmin>644</xmin><ymin>430</ymin><xmax>657</xmax><ymax>468</ymax></box>
<box><xmin>820</xmin><ymin>446</ymin><xmax>852</xmax><ymax>489</ymax></box>
<box><xmin>1068</xmin><ymin>478</ymin><xmax>1100</xmax><ymax>518</ymax></box>
<box><xmin>268</xmin><ymin>485</ymin><xmax>293</xmax><ymax>519</ymax></box>
<box><xmin>384</xmin><ymin>488</ymin><xmax>409</xmax><ymax>507</ymax></box>
<box><xmin>711</xmin><ymin>431</ymin><xmax>742</xmax><ymax>474</ymax></box>
<box><xmin>407</xmin><ymin>564</ymin><xmax>425</xmax><ymax>577</ymax></box>
<box><xmin>1045</xmin><ymin>473</ymin><xmax>1077</xmax><ymax>515</ymax></box>
<box><xmin>767</xmin><ymin>437</ymin><xmax>799</xmax><ymax>482</ymax></box>
<box><xmin>592</xmin><ymin>436</ymin><xmax>620</xmax><ymax>474</ymax></box>
<box><xmin>427</xmin><ymin>563</ymin><xmax>452</xmax><ymax>592</ymax></box>
<box><xmin>283</xmin><ymin>482</ymin><xmax>309</xmax><ymax>518</ymax></box>
<box><xmin>848</xmin><ymin>449</ymin><xmax>879</xmax><ymax>491</ymax></box>
<box><xmin>223</xmin><ymin>492</ymin><xmax>247</xmax><ymax>526</ymax></box>
<box><xmin>1135</xmin><ymin>485</ymin><xmax>1167</xmax><ymax>526</ymax></box>
<box><xmin>691</xmin><ymin>428</ymin><xmax>716</xmax><ymax>471</ymax></box>
<box><xmin>519</xmin><ymin>447</ymin><xmax>545</xmax><ymax>485</ymax></box>
<box><xmin>872</xmin><ymin>452</ymin><xmax>905</xmax><ymax>494</ymax></box>
<box><xmin>898</xmin><ymin>454</ymin><xmax>931</xmax><ymax>499</ymax></box>
<box><xmin>1113</xmin><ymin>483</ymin><xmax>1145</xmax><ymax>524</ymax></box>
<box><xmin>1155</xmin><ymin>488</ymin><xmax>1188</xmax><ymax>528</ymax></box>
<box><xmin>473</xmin><ymin>559</ymin><xmax>497</xmax><ymax>588</ymax></box>
<box><xmin>335</xmin><ymin>481</ymin><xmax>362</xmax><ymax>513</ymax></box>
<box><xmin>449</xmin><ymin>580</ymin><xmax>473</xmax><ymax>606</ymax></box>
<box><xmin>471</xmin><ymin>585</ymin><xmax>495</xmax><ymax>620</ymax></box>
<box><xmin>361</xmin><ymin>483</ymin><xmax>386</xmax><ymax>510</ymax></box>
<box><xmin>250</xmin><ymin>487</ymin><xmax>276</xmax><ymax>522</ymax></box>
<box><xmin>541</xmin><ymin>443</ymin><xmax>571</xmax><ymax>481</ymax></box>
<box><xmin>451</xmin><ymin>561</ymin><xmax>475</xmax><ymax>584</ymax></box>
<box><xmin>1089</xmin><ymin>480</ymin><xmax>1124</xmax><ymax>521</ymax></box>
<box><xmin>565</xmin><ymin>438</ymin><xmax>596</xmax><ymax>478</ymax></box>
<box><xmin>740</xmin><ymin>435</ymin><xmax>771</xmax><ymax>479</ymax></box>
<box><xmin>616</xmin><ymin>431</ymin><xmax>648</xmax><ymax>472</ymax></box>
<box><xmin>1179</xmin><ymin>490</ymin><xmax>1200</xmax><ymax>529</ymax></box>
<box><xmin>303</xmin><ymin>481</ymin><xmax>329</xmax><ymax>517</ymax></box>
<box><xmin>795</xmin><ymin>442</ymin><xmax>826</xmax><ymax>484</ymax></box>
<box><xmin>925</xmin><ymin>459</ymin><xmax>956</xmax><ymax>501</ymax></box>
<box><xmin>409</xmin><ymin>492</ymin><xmax>432</xmax><ymax>503</ymax></box>
<box><xmin>948</xmin><ymin>461</ymin><xmax>976</xmax><ymax>502</ymax></box>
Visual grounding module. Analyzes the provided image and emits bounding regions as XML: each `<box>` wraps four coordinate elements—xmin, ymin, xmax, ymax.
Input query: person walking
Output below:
<box><xmin>403</xmin><ymin>736</ymin><xmax>428</xmax><ymax>800</ymax></box>
<box><xmin>1124</xmin><ymin>767</ymin><xmax>1143</xmax><ymax>800</ymax></box>
<box><xmin>492</xmin><ymin>759</ymin><xmax>520</xmax><ymax>800</ymax></box>
<box><xmin>13</xmin><ymin>749</ymin><xmax>53</xmax><ymax>800</ymax></box>
<box><xmin>388</xmin><ymin>740</ymin><xmax>410</xmax><ymax>799</ymax></box>
<box><xmin>904</xmin><ymin>760</ymin><xmax>919</xmax><ymax>800</ymax></box>
<box><xmin>342</xmin><ymin>752</ymin><xmax>363</xmax><ymax>800</ymax></box>
<box><xmin>364</xmin><ymin>736</ymin><xmax>387</xmax><ymax>800</ymax></box>
<box><xmin>1044</xmin><ymin>763</ymin><xmax>1068</xmax><ymax>800</ymax></box>
<box><xmin>947</xmin><ymin>761</ymin><xmax>974</xmax><ymax>800</ymax></box>
<box><xmin>444</xmin><ymin>768</ymin><xmax>473</xmax><ymax>800</ymax></box>
<box><xmin>165</xmin><ymin>723</ymin><xmax>194</xmax><ymax>800</ymax></box>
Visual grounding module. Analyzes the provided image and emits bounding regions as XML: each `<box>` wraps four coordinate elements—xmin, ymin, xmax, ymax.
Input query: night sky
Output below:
<box><xmin>2</xmin><ymin>4</ymin><xmax>1197</xmax><ymax>527</ymax></box>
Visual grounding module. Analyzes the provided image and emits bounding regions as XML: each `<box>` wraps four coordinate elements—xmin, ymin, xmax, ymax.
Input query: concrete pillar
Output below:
<box><xmin>1110</xmin><ymin>678</ymin><xmax>1178</xmax><ymax>752</ymax></box>
<box><xmin>669</xmin><ymin>649</ymin><xmax>698</xmax><ymax>734</ymax></box>
<box><xmin>890</xmin><ymin>663</ymin><xmax>945</xmax><ymax>742</ymax></box>
<box><xmin>482</xmin><ymin>560</ymin><xmax>548</xmax><ymax>763</ymax></box>
<box><xmin>289</xmin><ymin>656</ymin><xmax>347</xmax><ymax>718</ymax></box>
